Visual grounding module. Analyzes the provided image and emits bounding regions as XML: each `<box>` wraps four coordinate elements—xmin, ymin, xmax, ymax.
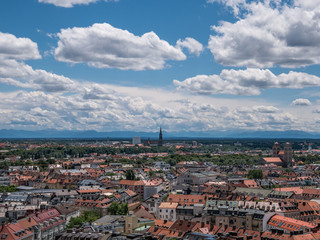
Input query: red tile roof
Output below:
<box><xmin>119</xmin><ymin>180</ymin><xmax>145</xmax><ymax>186</ymax></box>
<box><xmin>0</xmin><ymin>223</ymin><xmax>33</xmax><ymax>240</ymax></box>
<box><xmin>167</xmin><ymin>194</ymin><xmax>205</xmax><ymax>206</ymax></box>
<box><xmin>268</xmin><ymin>214</ymin><xmax>315</xmax><ymax>231</ymax></box>
<box><xmin>77</xmin><ymin>189</ymin><xmax>101</xmax><ymax>194</ymax></box>
<box><xmin>263</xmin><ymin>157</ymin><xmax>282</xmax><ymax>163</ymax></box>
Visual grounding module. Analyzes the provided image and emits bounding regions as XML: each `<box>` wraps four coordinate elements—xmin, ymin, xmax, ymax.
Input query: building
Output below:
<box><xmin>119</xmin><ymin>180</ymin><xmax>145</xmax><ymax>198</ymax></box>
<box><xmin>30</xmin><ymin>209</ymin><xmax>66</xmax><ymax>240</ymax></box>
<box><xmin>269</xmin><ymin>142</ymin><xmax>294</xmax><ymax>167</ymax></box>
<box><xmin>267</xmin><ymin>214</ymin><xmax>317</xmax><ymax>233</ymax></box>
<box><xmin>158</xmin><ymin>202</ymin><xmax>178</xmax><ymax>221</ymax></box>
<box><xmin>0</xmin><ymin>222</ymin><xmax>33</xmax><ymax>240</ymax></box>
<box><xmin>132</xmin><ymin>136</ymin><xmax>141</xmax><ymax>145</ymax></box>
<box><xmin>143</xmin><ymin>179</ymin><xmax>163</xmax><ymax>200</ymax></box>
<box><xmin>177</xmin><ymin>172</ymin><xmax>219</xmax><ymax>186</ymax></box>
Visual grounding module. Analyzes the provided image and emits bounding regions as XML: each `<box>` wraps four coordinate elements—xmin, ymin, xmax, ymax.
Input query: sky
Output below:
<box><xmin>1</xmin><ymin>0</ymin><xmax>320</xmax><ymax>133</ymax></box>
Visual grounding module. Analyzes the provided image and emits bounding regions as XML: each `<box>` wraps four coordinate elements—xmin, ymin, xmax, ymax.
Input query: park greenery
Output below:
<box><xmin>67</xmin><ymin>211</ymin><xmax>100</xmax><ymax>228</ymax></box>
<box><xmin>247</xmin><ymin>169</ymin><xmax>263</xmax><ymax>179</ymax></box>
<box><xmin>125</xmin><ymin>169</ymin><xmax>136</xmax><ymax>180</ymax></box>
<box><xmin>108</xmin><ymin>202</ymin><xmax>128</xmax><ymax>215</ymax></box>
<box><xmin>0</xmin><ymin>185</ymin><xmax>17</xmax><ymax>192</ymax></box>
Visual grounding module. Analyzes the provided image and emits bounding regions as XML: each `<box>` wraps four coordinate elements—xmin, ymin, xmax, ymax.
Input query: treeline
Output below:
<box><xmin>294</xmin><ymin>155</ymin><xmax>320</xmax><ymax>164</ymax></box>
<box><xmin>0</xmin><ymin>145</ymin><xmax>175</xmax><ymax>160</ymax></box>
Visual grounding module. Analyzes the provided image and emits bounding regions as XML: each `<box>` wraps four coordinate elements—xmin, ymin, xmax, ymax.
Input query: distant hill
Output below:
<box><xmin>0</xmin><ymin>129</ymin><xmax>320</xmax><ymax>139</ymax></box>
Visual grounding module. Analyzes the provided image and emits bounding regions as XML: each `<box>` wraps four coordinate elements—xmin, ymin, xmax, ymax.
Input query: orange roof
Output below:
<box><xmin>263</xmin><ymin>157</ymin><xmax>282</xmax><ymax>163</ymax></box>
<box><xmin>125</xmin><ymin>189</ymin><xmax>136</xmax><ymax>197</ymax></box>
<box><xmin>302</xmin><ymin>188</ymin><xmax>320</xmax><ymax>197</ymax></box>
<box><xmin>268</xmin><ymin>214</ymin><xmax>315</xmax><ymax>231</ymax></box>
<box><xmin>1</xmin><ymin>223</ymin><xmax>33</xmax><ymax>240</ymax></box>
<box><xmin>18</xmin><ymin>217</ymin><xmax>39</xmax><ymax>229</ymax></box>
<box><xmin>159</xmin><ymin>202</ymin><xmax>178</xmax><ymax>209</ymax></box>
<box><xmin>119</xmin><ymin>180</ymin><xmax>145</xmax><ymax>186</ymax></box>
<box><xmin>154</xmin><ymin>219</ymin><xmax>174</xmax><ymax>228</ymax></box>
<box><xmin>243</xmin><ymin>179</ymin><xmax>258</xmax><ymax>188</ymax></box>
<box><xmin>167</xmin><ymin>194</ymin><xmax>205</xmax><ymax>206</ymax></box>
<box><xmin>292</xmin><ymin>233</ymin><xmax>319</xmax><ymax>240</ymax></box>
<box><xmin>274</xmin><ymin>187</ymin><xmax>303</xmax><ymax>195</ymax></box>
<box><xmin>78</xmin><ymin>189</ymin><xmax>101</xmax><ymax>194</ymax></box>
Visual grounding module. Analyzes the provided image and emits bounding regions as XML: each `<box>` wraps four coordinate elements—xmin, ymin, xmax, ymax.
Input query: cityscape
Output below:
<box><xmin>2</xmin><ymin>0</ymin><xmax>320</xmax><ymax>240</ymax></box>
<box><xmin>1</xmin><ymin>130</ymin><xmax>320</xmax><ymax>240</ymax></box>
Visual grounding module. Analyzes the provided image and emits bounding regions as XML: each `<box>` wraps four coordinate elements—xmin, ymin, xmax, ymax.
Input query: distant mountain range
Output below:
<box><xmin>0</xmin><ymin>129</ymin><xmax>320</xmax><ymax>139</ymax></box>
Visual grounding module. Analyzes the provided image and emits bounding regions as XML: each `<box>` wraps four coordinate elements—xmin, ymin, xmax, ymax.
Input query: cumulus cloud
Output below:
<box><xmin>206</xmin><ymin>0</ymin><xmax>247</xmax><ymax>15</ymax></box>
<box><xmin>0</xmin><ymin>87</ymin><xmax>301</xmax><ymax>132</ymax></box>
<box><xmin>0</xmin><ymin>58</ymin><xmax>77</xmax><ymax>93</ymax></box>
<box><xmin>208</xmin><ymin>0</ymin><xmax>320</xmax><ymax>68</ymax></box>
<box><xmin>0</xmin><ymin>32</ymin><xmax>41</xmax><ymax>60</ymax></box>
<box><xmin>55</xmin><ymin>23</ymin><xmax>186</xmax><ymax>70</ymax></box>
<box><xmin>38</xmin><ymin>0</ymin><xmax>117</xmax><ymax>8</ymax></box>
<box><xmin>176</xmin><ymin>37</ymin><xmax>203</xmax><ymax>56</ymax></box>
<box><xmin>174</xmin><ymin>68</ymin><xmax>320</xmax><ymax>96</ymax></box>
<box><xmin>291</xmin><ymin>98</ymin><xmax>312</xmax><ymax>106</ymax></box>
<box><xmin>0</xmin><ymin>32</ymin><xmax>77</xmax><ymax>93</ymax></box>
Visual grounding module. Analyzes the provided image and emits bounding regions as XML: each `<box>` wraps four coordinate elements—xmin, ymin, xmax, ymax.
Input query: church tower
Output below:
<box><xmin>272</xmin><ymin>142</ymin><xmax>280</xmax><ymax>157</ymax></box>
<box><xmin>283</xmin><ymin>142</ymin><xmax>293</xmax><ymax>167</ymax></box>
<box><xmin>158</xmin><ymin>127</ymin><xmax>163</xmax><ymax>146</ymax></box>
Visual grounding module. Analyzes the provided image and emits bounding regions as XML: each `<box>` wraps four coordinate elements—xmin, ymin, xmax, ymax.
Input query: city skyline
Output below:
<box><xmin>1</xmin><ymin>0</ymin><xmax>320</xmax><ymax>133</ymax></box>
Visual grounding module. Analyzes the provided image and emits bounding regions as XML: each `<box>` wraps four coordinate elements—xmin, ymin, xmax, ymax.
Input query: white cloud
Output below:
<box><xmin>291</xmin><ymin>98</ymin><xmax>312</xmax><ymax>106</ymax></box>
<box><xmin>206</xmin><ymin>0</ymin><xmax>247</xmax><ymax>15</ymax></box>
<box><xmin>174</xmin><ymin>68</ymin><xmax>320</xmax><ymax>96</ymax></box>
<box><xmin>0</xmin><ymin>59</ymin><xmax>77</xmax><ymax>92</ymax></box>
<box><xmin>208</xmin><ymin>0</ymin><xmax>320</xmax><ymax>68</ymax></box>
<box><xmin>55</xmin><ymin>23</ymin><xmax>186</xmax><ymax>70</ymax></box>
<box><xmin>176</xmin><ymin>37</ymin><xmax>203</xmax><ymax>56</ymax></box>
<box><xmin>38</xmin><ymin>0</ymin><xmax>116</xmax><ymax>8</ymax></box>
<box><xmin>0</xmin><ymin>32</ymin><xmax>41</xmax><ymax>60</ymax></box>
<box><xmin>0</xmin><ymin>32</ymin><xmax>77</xmax><ymax>93</ymax></box>
<box><xmin>0</xmin><ymin>88</ymin><xmax>301</xmax><ymax>132</ymax></box>
<box><xmin>1</xmin><ymin>32</ymin><xmax>319</xmax><ymax>133</ymax></box>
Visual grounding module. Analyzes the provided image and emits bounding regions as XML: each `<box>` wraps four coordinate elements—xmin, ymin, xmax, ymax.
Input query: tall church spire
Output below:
<box><xmin>158</xmin><ymin>127</ymin><xmax>163</xmax><ymax>146</ymax></box>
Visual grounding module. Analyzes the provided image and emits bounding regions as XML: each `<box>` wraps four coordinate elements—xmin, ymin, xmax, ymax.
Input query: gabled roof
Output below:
<box><xmin>159</xmin><ymin>202</ymin><xmax>178</xmax><ymax>209</ymax></box>
<box><xmin>119</xmin><ymin>180</ymin><xmax>145</xmax><ymax>186</ymax></box>
<box><xmin>167</xmin><ymin>194</ymin><xmax>205</xmax><ymax>206</ymax></box>
<box><xmin>263</xmin><ymin>157</ymin><xmax>283</xmax><ymax>163</ymax></box>
<box><xmin>0</xmin><ymin>223</ymin><xmax>33</xmax><ymax>240</ymax></box>
<box><xmin>268</xmin><ymin>214</ymin><xmax>315</xmax><ymax>231</ymax></box>
<box><xmin>17</xmin><ymin>217</ymin><xmax>39</xmax><ymax>229</ymax></box>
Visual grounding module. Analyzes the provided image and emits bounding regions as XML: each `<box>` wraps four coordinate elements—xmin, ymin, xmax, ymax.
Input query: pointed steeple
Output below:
<box><xmin>158</xmin><ymin>127</ymin><xmax>163</xmax><ymax>146</ymax></box>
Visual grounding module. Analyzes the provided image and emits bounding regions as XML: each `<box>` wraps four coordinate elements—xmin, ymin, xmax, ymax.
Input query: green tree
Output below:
<box><xmin>125</xmin><ymin>169</ymin><xmax>136</xmax><ymax>180</ymax></box>
<box><xmin>118</xmin><ymin>203</ymin><xmax>128</xmax><ymax>215</ymax></box>
<box><xmin>148</xmin><ymin>169</ymin><xmax>155</xmax><ymax>178</ymax></box>
<box><xmin>247</xmin><ymin>169</ymin><xmax>263</xmax><ymax>179</ymax></box>
<box><xmin>109</xmin><ymin>202</ymin><xmax>119</xmax><ymax>215</ymax></box>
<box><xmin>67</xmin><ymin>211</ymin><xmax>100</xmax><ymax>228</ymax></box>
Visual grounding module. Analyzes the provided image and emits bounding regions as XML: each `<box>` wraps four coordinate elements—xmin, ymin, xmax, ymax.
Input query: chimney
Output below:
<box><xmin>28</xmin><ymin>217</ymin><xmax>31</xmax><ymax>222</ymax></box>
<box><xmin>210</xmin><ymin>224</ymin><xmax>214</xmax><ymax>231</ymax></box>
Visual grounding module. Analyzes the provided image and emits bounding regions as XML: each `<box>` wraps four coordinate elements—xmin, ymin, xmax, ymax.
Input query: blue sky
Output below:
<box><xmin>1</xmin><ymin>0</ymin><xmax>320</xmax><ymax>132</ymax></box>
